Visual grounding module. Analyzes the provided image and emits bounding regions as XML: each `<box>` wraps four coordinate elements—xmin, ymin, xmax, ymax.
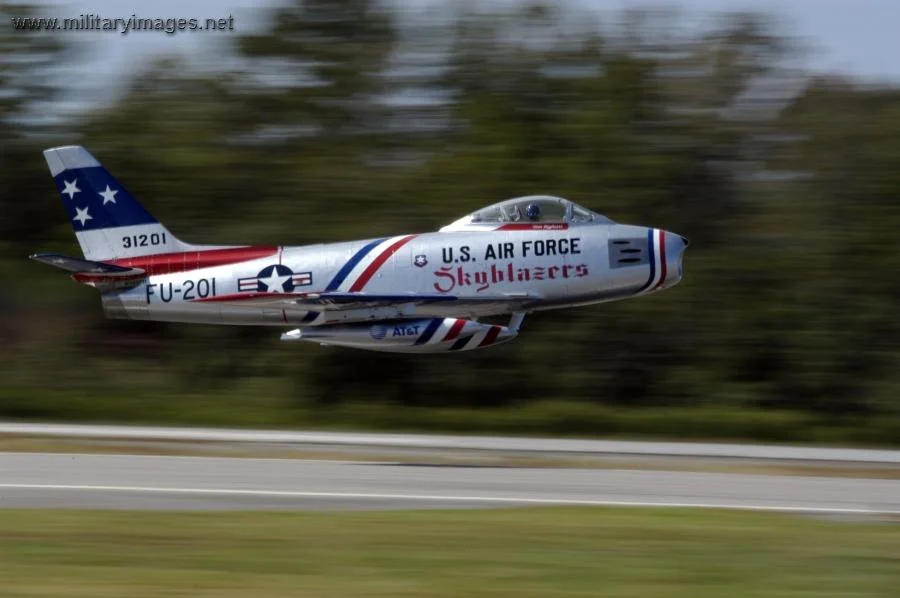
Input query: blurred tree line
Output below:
<box><xmin>1</xmin><ymin>1</ymin><xmax>899</xmax><ymax>443</ymax></box>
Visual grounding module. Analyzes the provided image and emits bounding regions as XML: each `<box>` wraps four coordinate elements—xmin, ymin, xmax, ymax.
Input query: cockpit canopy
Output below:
<box><xmin>440</xmin><ymin>195</ymin><xmax>613</xmax><ymax>232</ymax></box>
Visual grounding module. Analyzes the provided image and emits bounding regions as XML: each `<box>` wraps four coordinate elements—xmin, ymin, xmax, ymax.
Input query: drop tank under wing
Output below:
<box><xmin>280</xmin><ymin>317</ymin><xmax>516</xmax><ymax>353</ymax></box>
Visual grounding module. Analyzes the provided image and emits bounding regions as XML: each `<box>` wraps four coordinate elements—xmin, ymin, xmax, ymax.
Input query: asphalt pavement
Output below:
<box><xmin>3</xmin><ymin>422</ymin><xmax>900</xmax><ymax>463</ymax></box>
<box><xmin>1</xmin><ymin>452</ymin><xmax>898</xmax><ymax>513</ymax></box>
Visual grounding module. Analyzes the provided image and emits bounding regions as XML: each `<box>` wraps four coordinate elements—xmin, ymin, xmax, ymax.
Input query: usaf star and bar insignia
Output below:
<box><xmin>238</xmin><ymin>264</ymin><xmax>313</xmax><ymax>293</ymax></box>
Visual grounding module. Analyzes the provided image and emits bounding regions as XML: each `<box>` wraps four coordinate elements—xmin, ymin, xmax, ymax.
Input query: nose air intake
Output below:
<box><xmin>657</xmin><ymin>230</ymin><xmax>689</xmax><ymax>290</ymax></box>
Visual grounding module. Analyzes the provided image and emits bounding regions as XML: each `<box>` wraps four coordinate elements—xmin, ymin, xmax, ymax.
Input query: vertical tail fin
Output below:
<box><xmin>44</xmin><ymin>145</ymin><xmax>192</xmax><ymax>261</ymax></box>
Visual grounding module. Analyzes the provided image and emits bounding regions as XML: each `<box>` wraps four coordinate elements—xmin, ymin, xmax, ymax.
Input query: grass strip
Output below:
<box><xmin>1</xmin><ymin>507</ymin><xmax>898</xmax><ymax>597</ymax></box>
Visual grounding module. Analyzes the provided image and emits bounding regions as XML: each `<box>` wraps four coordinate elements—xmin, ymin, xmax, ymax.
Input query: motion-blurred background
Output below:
<box><xmin>2</xmin><ymin>0</ymin><xmax>899</xmax><ymax>444</ymax></box>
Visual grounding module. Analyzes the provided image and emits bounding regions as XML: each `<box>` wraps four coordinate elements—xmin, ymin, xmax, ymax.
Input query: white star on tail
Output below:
<box><xmin>98</xmin><ymin>185</ymin><xmax>118</xmax><ymax>204</ymax></box>
<box><xmin>73</xmin><ymin>206</ymin><xmax>92</xmax><ymax>227</ymax></box>
<box><xmin>62</xmin><ymin>179</ymin><xmax>80</xmax><ymax>199</ymax></box>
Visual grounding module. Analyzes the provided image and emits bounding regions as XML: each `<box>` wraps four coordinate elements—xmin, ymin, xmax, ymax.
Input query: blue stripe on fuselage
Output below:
<box><xmin>325</xmin><ymin>238</ymin><xmax>386</xmax><ymax>291</ymax></box>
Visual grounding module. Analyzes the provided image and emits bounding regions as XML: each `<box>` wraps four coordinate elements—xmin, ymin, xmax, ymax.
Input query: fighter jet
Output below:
<box><xmin>32</xmin><ymin>145</ymin><xmax>688</xmax><ymax>353</ymax></box>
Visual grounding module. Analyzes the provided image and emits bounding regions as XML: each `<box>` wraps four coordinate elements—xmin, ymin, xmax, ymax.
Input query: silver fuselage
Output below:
<box><xmin>101</xmin><ymin>223</ymin><xmax>687</xmax><ymax>326</ymax></box>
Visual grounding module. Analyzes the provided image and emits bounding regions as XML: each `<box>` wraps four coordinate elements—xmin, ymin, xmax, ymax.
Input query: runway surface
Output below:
<box><xmin>3</xmin><ymin>422</ymin><xmax>900</xmax><ymax>463</ymax></box>
<box><xmin>2</xmin><ymin>452</ymin><xmax>899</xmax><ymax>513</ymax></box>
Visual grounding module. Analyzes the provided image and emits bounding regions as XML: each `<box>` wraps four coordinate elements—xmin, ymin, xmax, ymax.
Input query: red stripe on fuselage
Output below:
<box><xmin>479</xmin><ymin>325</ymin><xmax>502</xmax><ymax>347</ymax></box>
<box><xmin>653</xmin><ymin>230</ymin><xmax>667</xmax><ymax>289</ymax></box>
<box><xmin>443</xmin><ymin>319</ymin><xmax>466</xmax><ymax>342</ymax></box>
<box><xmin>108</xmin><ymin>246</ymin><xmax>279</xmax><ymax>275</ymax></box>
<box><xmin>348</xmin><ymin>235</ymin><xmax>416</xmax><ymax>292</ymax></box>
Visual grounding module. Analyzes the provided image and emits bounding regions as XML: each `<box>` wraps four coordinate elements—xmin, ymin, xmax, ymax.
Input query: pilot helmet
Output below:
<box><xmin>525</xmin><ymin>203</ymin><xmax>541</xmax><ymax>220</ymax></box>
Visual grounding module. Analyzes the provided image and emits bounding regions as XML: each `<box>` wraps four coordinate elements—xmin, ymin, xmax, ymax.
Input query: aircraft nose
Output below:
<box><xmin>661</xmin><ymin>230</ymin><xmax>689</xmax><ymax>288</ymax></box>
<box><xmin>608</xmin><ymin>225</ymin><xmax>688</xmax><ymax>293</ymax></box>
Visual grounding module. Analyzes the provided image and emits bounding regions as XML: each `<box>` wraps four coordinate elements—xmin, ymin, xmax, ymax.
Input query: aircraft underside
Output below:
<box><xmin>98</xmin><ymin>288</ymin><xmax>631</xmax><ymax>353</ymax></box>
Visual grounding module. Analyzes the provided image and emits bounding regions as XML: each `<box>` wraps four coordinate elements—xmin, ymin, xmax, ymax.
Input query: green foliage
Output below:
<box><xmin>2</xmin><ymin>1</ymin><xmax>899</xmax><ymax>443</ymax></box>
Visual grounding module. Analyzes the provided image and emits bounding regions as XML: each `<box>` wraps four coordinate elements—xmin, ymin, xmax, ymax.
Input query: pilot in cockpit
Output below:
<box><xmin>525</xmin><ymin>203</ymin><xmax>541</xmax><ymax>221</ymax></box>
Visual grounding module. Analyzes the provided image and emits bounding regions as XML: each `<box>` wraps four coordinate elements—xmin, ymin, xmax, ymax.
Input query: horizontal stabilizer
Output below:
<box><xmin>29</xmin><ymin>253</ymin><xmax>144</xmax><ymax>276</ymax></box>
<box><xmin>30</xmin><ymin>252</ymin><xmax>146</xmax><ymax>288</ymax></box>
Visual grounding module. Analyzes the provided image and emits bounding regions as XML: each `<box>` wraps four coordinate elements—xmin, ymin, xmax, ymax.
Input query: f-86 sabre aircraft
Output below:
<box><xmin>32</xmin><ymin>145</ymin><xmax>688</xmax><ymax>353</ymax></box>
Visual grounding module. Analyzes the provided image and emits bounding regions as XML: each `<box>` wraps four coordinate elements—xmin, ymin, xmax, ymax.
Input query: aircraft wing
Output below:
<box><xmin>193</xmin><ymin>290</ymin><xmax>539</xmax><ymax>311</ymax></box>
